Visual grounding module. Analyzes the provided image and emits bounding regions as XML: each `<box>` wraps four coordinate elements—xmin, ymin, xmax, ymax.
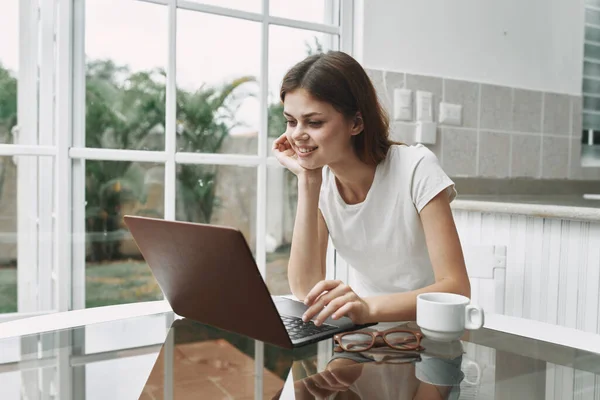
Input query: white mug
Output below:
<box><xmin>416</xmin><ymin>292</ymin><xmax>484</xmax><ymax>342</ymax></box>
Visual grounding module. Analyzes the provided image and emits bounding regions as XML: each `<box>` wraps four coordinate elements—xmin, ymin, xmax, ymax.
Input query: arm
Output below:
<box><xmin>303</xmin><ymin>190</ymin><xmax>470</xmax><ymax>326</ymax></box>
<box><xmin>364</xmin><ymin>190</ymin><xmax>471</xmax><ymax>322</ymax></box>
<box><xmin>287</xmin><ymin>173</ymin><xmax>330</xmax><ymax>300</ymax></box>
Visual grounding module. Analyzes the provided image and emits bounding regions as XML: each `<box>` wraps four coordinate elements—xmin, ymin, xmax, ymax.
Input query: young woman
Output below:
<box><xmin>272</xmin><ymin>51</ymin><xmax>470</xmax><ymax>326</ymax></box>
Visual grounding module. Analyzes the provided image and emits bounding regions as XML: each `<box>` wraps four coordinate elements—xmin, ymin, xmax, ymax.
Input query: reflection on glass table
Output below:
<box><xmin>1</xmin><ymin>311</ymin><xmax>600</xmax><ymax>399</ymax></box>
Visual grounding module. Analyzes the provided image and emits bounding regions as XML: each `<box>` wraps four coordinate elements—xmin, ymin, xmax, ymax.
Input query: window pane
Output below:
<box><xmin>583</xmin><ymin>77</ymin><xmax>600</xmax><ymax>93</ymax></box>
<box><xmin>0</xmin><ymin>156</ymin><xmax>53</xmax><ymax>314</ymax></box>
<box><xmin>266</xmin><ymin>166</ymin><xmax>295</xmax><ymax>296</ymax></box>
<box><xmin>176</xmin><ymin>164</ymin><xmax>257</xmax><ymax>253</ymax></box>
<box><xmin>586</xmin><ymin>8</ymin><xmax>600</xmax><ymax>25</ymax></box>
<box><xmin>85</xmin><ymin>0</ymin><xmax>167</xmax><ymax>150</ymax></box>
<box><xmin>85</xmin><ymin>161</ymin><xmax>165</xmax><ymax>308</ymax></box>
<box><xmin>185</xmin><ymin>0</ymin><xmax>261</xmax><ymax>13</ymax></box>
<box><xmin>585</xmin><ymin>43</ymin><xmax>600</xmax><ymax>61</ymax></box>
<box><xmin>267</xmin><ymin>26</ymin><xmax>337</xmax><ymax>152</ymax></box>
<box><xmin>177</xmin><ymin>10</ymin><xmax>260</xmax><ymax>155</ymax></box>
<box><xmin>0</xmin><ymin>156</ymin><xmax>17</xmax><ymax>312</ymax></box>
<box><xmin>584</xmin><ymin>112</ymin><xmax>600</xmax><ymax>130</ymax></box>
<box><xmin>0</xmin><ymin>1</ymin><xmax>18</xmax><ymax>145</ymax></box>
<box><xmin>270</xmin><ymin>0</ymin><xmax>339</xmax><ymax>25</ymax></box>
<box><xmin>583</xmin><ymin>61</ymin><xmax>600</xmax><ymax>77</ymax></box>
<box><xmin>584</xmin><ymin>96</ymin><xmax>600</xmax><ymax>112</ymax></box>
<box><xmin>586</xmin><ymin>26</ymin><xmax>600</xmax><ymax>43</ymax></box>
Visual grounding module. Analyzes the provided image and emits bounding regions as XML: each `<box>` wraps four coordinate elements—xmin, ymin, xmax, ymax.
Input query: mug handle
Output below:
<box><xmin>464</xmin><ymin>304</ymin><xmax>485</xmax><ymax>330</ymax></box>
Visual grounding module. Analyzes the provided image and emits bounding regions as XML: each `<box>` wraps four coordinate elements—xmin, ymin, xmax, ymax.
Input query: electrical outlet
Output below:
<box><xmin>439</xmin><ymin>102</ymin><xmax>462</xmax><ymax>125</ymax></box>
<box><xmin>393</xmin><ymin>89</ymin><xmax>412</xmax><ymax>121</ymax></box>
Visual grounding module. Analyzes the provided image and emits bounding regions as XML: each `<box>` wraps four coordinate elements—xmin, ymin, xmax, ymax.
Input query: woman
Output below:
<box><xmin>272</xmin><ymin>51</ymin><xmax>470</xmax><ymax>327</ymax></box>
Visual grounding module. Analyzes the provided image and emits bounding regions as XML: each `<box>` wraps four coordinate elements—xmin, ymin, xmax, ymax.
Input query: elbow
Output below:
<box><xmin>288</xmin><ymin>278</ymin><xmax>311</xmax><ymax>302</ymax></box>
<box><xmin>462</xmin><ymin>278</ymin><xmax>472</xmax><ymax>300</ymax></box>
<box><xmin>440</xmin><ymin>276</ymin><xmax>471</xmax><ymax>299</ymax></box>
<box><xmin>455</xmin><ymin>275</ymin><xmax>471</xmax><ymax>299</ymax></box>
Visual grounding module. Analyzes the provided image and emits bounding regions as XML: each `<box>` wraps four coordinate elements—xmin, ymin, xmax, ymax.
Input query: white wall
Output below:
<box><xmin>355</xmin><ymin>0</ymin><xmax>585</xmax><ymax>95</ymax></box>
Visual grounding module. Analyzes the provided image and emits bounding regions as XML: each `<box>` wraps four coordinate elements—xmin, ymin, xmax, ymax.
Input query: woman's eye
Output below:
<box><xmin>286</xmin><ymin>120</ymin><xmax>297</xmax><ymax>127</ymax></box>
<box><xmin>308</xmin><ymin>121</ymin><xmax>323</xmax><ymax>127</ymax></box>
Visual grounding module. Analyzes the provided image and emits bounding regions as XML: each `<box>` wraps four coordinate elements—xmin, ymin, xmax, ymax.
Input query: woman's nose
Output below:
<box><xmin>291</xmin><ymin>126</ymin><xmax>309</xmax><ymax>142</ymax></box>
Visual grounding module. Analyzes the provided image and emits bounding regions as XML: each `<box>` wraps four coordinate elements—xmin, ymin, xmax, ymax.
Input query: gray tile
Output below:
<box><xmin>443</xmin><ymin>79</ymin><xmax>478</xmax><ymax>128</ymax></box>
<box><xmin>441</xmin><ymin>128</ymin><xmax>477</xmax><ymax>176</ymax></box>
<box><xmin>479</xmin><ymin>131</ymin><xmax>510</xmax><ymax>177</ymax></box>
<box><xmin>571</xmin><ymin>96</ymin><xmax>583</xmax><ymax>138</ymax></box>
<box><xmin>480</xmin><ymin>84</ymin><xmax>513</xmax><ymax>131</ymax></box>
<box><xmin>389</xmin><ymin>121</ymin><xmax>414</xmax><ymax>144</ymax></box>
<box><xmin>512</xmin><ymin>89</ymin><xmax>542</xmax><ymax>133</ymax></box>
<box><xmin>542</xmin><ymin>136</ymin><xmax>570</xmax><ymax>179</ymax></box>
<box><xmin>382</xmin><ymin>71</ymin><xmax>406</xmax><ymax>119</ymax></box>
<box><xmin>425</xmin><ymin>128</ymin><xmax>443</xmax><ymax>161</ymax></box>
<box><xmin>406</xmin><ymin>74</ymin><xmax>443</xmax><ymax>122</ymax></box>
<box><xmin>569</xmin><ymin>138</ymin><xmax>583</xmax><ymax>179</ymax></box>
<box><xmin>542</xmin><ymin>93</ymin><xmax>570</xmax><ymax>135</ymax></box>
<box><xmin>365</xmin><ymin>69</ymin><xmax>388</xmax><ymax>113</ymax></box>
<box><xmin>511</xmin><ymin>134</ymin><xmax>542</xmax><ymax>178</ymax></box>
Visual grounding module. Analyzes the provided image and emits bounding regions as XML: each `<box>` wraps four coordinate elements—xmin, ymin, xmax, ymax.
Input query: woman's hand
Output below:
<box><xmin>272</xmin><ymin>133</ymin><xmax>321</xmax><ymax>177</ymax></box>
<box><xmin>302</xmin><ymin>280</ymin><xmax>372</xmax><ymax>326</ymax></box>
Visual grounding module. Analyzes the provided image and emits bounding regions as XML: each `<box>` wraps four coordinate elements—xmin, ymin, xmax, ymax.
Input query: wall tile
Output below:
<box><xmin>382</xmin><ymin>71</ymin><xmax>405</xmax><ymax>119</ymax></box>
<box><xmin>511</xmin><ymin>134</ymin><xmax>542</xmax><ymax>178</ymax></box>
<box><xmin>571</xmin><ymin>96</ymin><xmax>583</xmax><ymax>138</ymax></box>
<box><xmin>390</xmin><ymin>121</ymin><xmax>414</xmax><ymax>144</ymax></box>
<box><xmin>443</xmin><ymin>79</ymin><xmax>478</xmax><ymax>128</ymax></box>
<box><xmin>512</xmin><ymin>89</ymin><xmax>542</xmax><ymax>133</ymax></box>
<box><xmin>365</xmin><ymin>68</ymin><xmax>388</xmax><ymax>112</ymax></box>
<box><xmin>479</xmin><ymin>131</ymin><xmax>510</xmax><ymax>177</ymax></box>
<box><xmin>543</xmin><ymin>93</ymin><xmax>570</xmax><ymax>136</ymax></box>
<box><xmin>406</xmin><ymin>74</ymin><xmax>443</xmax><ymax>122</ymax></box>
<box><xmin>542</xmin><ymin>136</ymin><xmax>570</xmax><ymax>179</ymax></box>
<box><xmin>570</xmin><ymin>138</ymin><xmax>583</xmax><ymax>179</ymax></box>
<box><xmin>441</xmin><ymin>128</ymin><xmax>477</xmax><ymax>176</ymax></box>
<box><xmin>480</xmin><ymin>84</ymin><xmax>512</xmax><ymax>131</ymax></box>
<box><xmin>425</xmin><ymin>129</ymin><xmax>443</xmax><ymax>161</ymax></box>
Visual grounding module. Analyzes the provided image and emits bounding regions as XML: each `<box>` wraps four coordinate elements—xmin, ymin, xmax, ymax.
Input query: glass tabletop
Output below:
<box><xmin>0</xmin><ymin>312</ymin><xmax>599</xmax><ymax>399</ymax></box>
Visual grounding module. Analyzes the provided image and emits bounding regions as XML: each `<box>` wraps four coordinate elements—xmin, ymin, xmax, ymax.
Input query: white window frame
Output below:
<box><xmin>2</xmin><ymin>0</ymin><xmax>354</xmax><ymax>316</ymax></box>
<box><xmin>2</xmin><ymin>2</ymin><xmax>354</xmax><ymax>397</ymax></box>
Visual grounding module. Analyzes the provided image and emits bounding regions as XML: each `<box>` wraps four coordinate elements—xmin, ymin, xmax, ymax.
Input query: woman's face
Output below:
<box><xmin>283</xmin><ymin>88</ymin><xmax>362</xmax><ymax>170</ymax></box>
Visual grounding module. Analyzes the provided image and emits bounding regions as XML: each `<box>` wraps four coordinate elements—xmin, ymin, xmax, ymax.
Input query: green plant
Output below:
<box><xmin>84</xmin><ymin>59</ymin><xmax>255</xmax><ymax>260</ymax></box>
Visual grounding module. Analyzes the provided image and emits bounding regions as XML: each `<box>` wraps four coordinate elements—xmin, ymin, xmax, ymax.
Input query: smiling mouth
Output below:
<box><xmin>297</xmin><ymin>146</ymin><xmax>318</xmax><ymax>155</ymax></box>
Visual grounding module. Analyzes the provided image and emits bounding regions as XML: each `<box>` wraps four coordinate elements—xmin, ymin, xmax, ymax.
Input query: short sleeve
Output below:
<box><xmin>410</xmin><ymin>147</ymin><xmax>456</xmax><ymax>213</ymax></box>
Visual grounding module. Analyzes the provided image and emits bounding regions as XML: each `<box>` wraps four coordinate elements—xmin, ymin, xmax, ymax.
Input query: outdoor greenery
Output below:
<box><xmin>0</xmin><ymin>37</ymin><xmax>320</xmax><ymax>310</ymax></box>
<box><xmin>84</xmin><ymin>59</ymin><xmax>256</xmax><ymax>261</ymax></box>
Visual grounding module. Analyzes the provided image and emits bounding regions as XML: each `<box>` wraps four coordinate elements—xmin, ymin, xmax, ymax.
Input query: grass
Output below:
<box><xmin>0</xmin><ymin>267</ymin><xmax>17</xmax><ymax>313</ymax></box>
<box><xmin>0</xmin><ymin>261</ymin><xmax>163</xmax><ymax>313</ymax></box>
<box><xmin>85</xmin><ymin>260</ymin><xmax>163</xmax><ymax>308</ymax></box>
<box><xmin>0</xmin><ymin>249</ymin><xmax>292</xmax><ymax>313</ymax></box>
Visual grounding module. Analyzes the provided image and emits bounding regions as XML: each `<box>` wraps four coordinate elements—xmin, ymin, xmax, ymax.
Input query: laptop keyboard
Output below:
<box><xmin>281</xmin><ymin>315</ymin><xmax>337</xmax><ymax>340</ymax></box>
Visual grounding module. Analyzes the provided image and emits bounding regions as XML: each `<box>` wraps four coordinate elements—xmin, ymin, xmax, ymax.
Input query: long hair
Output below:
<box><xmin>280</xmin><ymin>51</ymin><xmax>394</xmax><ymax>165</ymax></box>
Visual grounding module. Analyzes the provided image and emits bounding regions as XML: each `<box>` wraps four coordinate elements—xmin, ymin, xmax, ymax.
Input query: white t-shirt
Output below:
<box><xmin>319</xmin><ymin>144</ymin><xmax>456</xmax><ymax>297</ymax></box>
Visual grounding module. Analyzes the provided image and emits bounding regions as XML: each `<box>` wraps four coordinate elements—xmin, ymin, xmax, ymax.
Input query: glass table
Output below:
<box><xmin>0</xmin><ymin>310</ymin><xmax>599</xmax><ymax>399</ymax></box>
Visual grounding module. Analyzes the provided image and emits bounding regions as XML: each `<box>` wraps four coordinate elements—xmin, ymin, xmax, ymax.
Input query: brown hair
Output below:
<box><xmin>280</xmin><ymin>51</ymin><xmax>395</xmax><ymax>166</ymax></box>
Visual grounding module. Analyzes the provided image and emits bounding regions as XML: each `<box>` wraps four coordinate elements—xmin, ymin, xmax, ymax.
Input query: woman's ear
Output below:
<box><xmin>350</xmin><ymin>112</ymin><xmax>364</xmax><ymax>136</ymax></box>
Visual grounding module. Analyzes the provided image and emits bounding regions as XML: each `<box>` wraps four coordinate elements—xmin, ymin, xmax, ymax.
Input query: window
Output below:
<box><xmin>582</xmin><ymin>1</ymin><xmax>600</xmax><ymax>166</ymax></box>
<box><xmin>0</xmin><ymin>0</ymin><xmax>352</xmax><ymax>316</ymax></box>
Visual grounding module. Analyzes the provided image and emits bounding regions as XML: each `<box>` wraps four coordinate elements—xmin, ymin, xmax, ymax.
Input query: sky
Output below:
<box><xmin>0</xmin><ymin>0</ymin><xmax>335</xmax><ymax>135</ymax></box>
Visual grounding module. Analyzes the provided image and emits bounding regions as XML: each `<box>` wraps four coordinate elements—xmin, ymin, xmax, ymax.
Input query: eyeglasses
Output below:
<box><xmin>333</xmin><ymin>329</ymin><xmax>423</xmax><ymax>353</ymax></box>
